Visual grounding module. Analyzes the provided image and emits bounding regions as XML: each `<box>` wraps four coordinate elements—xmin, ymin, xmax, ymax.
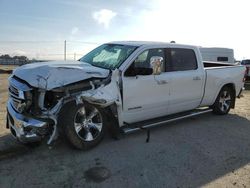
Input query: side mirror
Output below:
<box><xmin>150</xmin><ymin>56</ymin><xmax>163</xmax><ymax>75</ymax></box>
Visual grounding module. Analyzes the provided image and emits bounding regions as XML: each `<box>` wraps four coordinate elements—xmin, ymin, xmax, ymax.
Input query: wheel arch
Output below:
<box><xmin>215</xmin><ymin>83</ymin><xmax>236</xmax><ymax>108</ymax></box>
<box><xmin>102</xmin><ymin>104</ymin><xmax>122</xmax><ymax>139</ymax></box>
<box><xmin>58</xmin><ymin>100</ymin><xmax>121</xmax><ymax>140</ymax></box>
<box><xmin>58</xmin><ymin>99</ymin><xmax>107</xmax><ymax>150</ymax></box>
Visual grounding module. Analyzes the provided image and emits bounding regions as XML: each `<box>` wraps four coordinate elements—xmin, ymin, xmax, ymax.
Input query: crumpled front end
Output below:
<box><xmin>78</xmin><ymin>69</ymin><xmax>123</xmax><ymax>126</ymax></box>
<box><xmin>6</xmin><ymin>76</ymin><xmax>51</xmax><ymax>143</ymax></box>
<box><xmin>7</xmin><ymin>101</ymin><xmax>49</xmax><ymax>143</ymax></box>
<box><xmin>79</xmin><ymin>69</ymin><xmax>121</xmax><ymax>107</ymax></box>
<box><xmin>6</xmin><ymin>67</ymin><xmax>122</xmax><ymax>145</ymax></box>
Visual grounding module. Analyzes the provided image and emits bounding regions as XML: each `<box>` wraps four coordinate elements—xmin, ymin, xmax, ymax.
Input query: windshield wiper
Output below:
<box><xmin>90</xmin><ymin>63</ymin><xmax>111</xmax><ymax>70</ymax></box>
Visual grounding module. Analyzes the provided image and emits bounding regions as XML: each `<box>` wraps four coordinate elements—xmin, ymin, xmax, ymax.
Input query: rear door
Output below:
<box><xmin>167</xmin><ymin>48</ymin><xmax>205</xmax><ymax>114</ymax></box>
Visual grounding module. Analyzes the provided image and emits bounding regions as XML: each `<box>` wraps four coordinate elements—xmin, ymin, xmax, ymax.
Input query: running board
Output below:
<box><xmin>122</xmin><ymin>108</ymin><xmax>213</xmax><ymax>134</ymax></box>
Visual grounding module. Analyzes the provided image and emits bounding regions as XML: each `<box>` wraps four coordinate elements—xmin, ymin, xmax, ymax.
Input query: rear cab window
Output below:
<box><xmin>217</xmin><ymin>57</ymin><xmax>228</xmax><ymax>62</ymax></box>
<box><xmin>167</xmin><ymin>48</ymin><xmax>198</xmax><ymax>72</ymax></box>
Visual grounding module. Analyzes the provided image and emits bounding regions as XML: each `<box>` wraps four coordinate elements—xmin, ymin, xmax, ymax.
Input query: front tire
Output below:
<box><xmin>212</xmin><ymin>86</ymin><xmax>233</xmax><ymax>115</ymax></box>
<box><xmin>58</xmin><ymin>102</ymin><xmax>106</xmax><ymax>150</ymax></box>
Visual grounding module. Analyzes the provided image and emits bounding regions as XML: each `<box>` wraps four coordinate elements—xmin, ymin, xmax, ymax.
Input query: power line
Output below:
<box><xmin>67</xmin><ymin>41</ymin><xmax>100</xmax><ymax>45</ymax></box>
<box><xmin>49</xmin><ymin>53</ymin><xmax>82</xmax><ymax>55</ymax></box>
<box><xmin>0</xmin><ymin>40</ymin><xmax>100</xmax><ymax>60</ymax></box>
<box><xmin>0</xmin><ymin>40</ymin><xmax>100</xmax><ymax>44</ymax></box>
<box><xmin>0</xmin><ymin>53</ymin><xmax>83</xmax><ymax>56</ymax></box>
<box><xmin>0</xmin><ymin>41</ymin><xmax>62</xmax><ymax>43</ymax></box>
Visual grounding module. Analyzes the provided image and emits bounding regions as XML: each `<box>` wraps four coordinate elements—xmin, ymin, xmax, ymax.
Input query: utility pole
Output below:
<box><xmin>64</xmin><ymin>40</ymin><xmax>66</xmax><ymax>61</ymax></box>
<box><xmin>74</xmin><ymin>53</ymin><xmax>76</xmax><ymax>61</ymax></box>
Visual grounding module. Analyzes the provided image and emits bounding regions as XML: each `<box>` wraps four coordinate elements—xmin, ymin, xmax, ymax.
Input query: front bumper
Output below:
<box><xmin>6</xmin><ymin>100</ymin><xmax>48</xmax><ymax>143</ymax></box>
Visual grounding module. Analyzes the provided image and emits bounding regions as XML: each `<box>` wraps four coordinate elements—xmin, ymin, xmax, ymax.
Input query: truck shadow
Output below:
<box><xmin>131</xmin><ymin>113</ymin><xmax>250</xmax><ymax>187</ymax></box>
<box><xmin>245</xmin><ymin>82</ymin><xmax>250</xmax><ymax>90</ymax></box>
<box><xmin>0</xmin><ymin>113</ymin><xmax>250</xmax><ymax>187</ymax></box>
<box><xmin>0</xmin><ymin>134</ymin><xmax>32</xmax><ymax>160</ymax></box>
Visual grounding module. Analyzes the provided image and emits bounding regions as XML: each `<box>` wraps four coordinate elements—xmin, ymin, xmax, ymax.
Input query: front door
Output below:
<box><xmin>121</xmin><ymin>48</ymin><xmax>171</xmax><ymax>123</ymax></box>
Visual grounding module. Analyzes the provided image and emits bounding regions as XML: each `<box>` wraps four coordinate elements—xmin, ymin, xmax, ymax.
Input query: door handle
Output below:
<box><xmin>193</xmin><ymin>76</ymin><xmax>201</xmax><ymax>81</ymax></box>
<box><xmin>156</xmin><ymin>80</ymin><xmax>169</xmax><ymax>85</ymax></box>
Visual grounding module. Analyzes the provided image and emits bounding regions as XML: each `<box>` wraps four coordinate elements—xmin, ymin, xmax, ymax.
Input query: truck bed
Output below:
<box><xmin>201</xmin><ymin>61</ymin><xmax>245</xmax><ymax>106</ymax></box>
<box><xmin>203</xmin><ymin>61</ymin><xmax>236</xmax><ymax>68</ymax></box>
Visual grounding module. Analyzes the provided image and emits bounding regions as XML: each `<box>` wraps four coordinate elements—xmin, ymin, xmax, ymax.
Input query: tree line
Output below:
<box><xmin>0</xmin><ymin>54</ymin><xmax>29</xmax><ymax>62</ymax></box>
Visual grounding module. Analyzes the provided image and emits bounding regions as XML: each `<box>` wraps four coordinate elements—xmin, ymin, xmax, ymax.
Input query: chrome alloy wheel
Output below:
<box><xmin>219</xmin><ymin>90</ymin><xmax>231</xmax><ymax>113</ymax></box>
<box><xmin>74</xmin><ymin>105</ymin><xmax>103</xmax><ymax>142</ymax></box>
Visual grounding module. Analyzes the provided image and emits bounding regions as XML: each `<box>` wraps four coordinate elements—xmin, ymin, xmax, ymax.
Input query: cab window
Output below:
<box><xmin>168</xmin><ymin>48</ymin><xmax>198</xmax><ymax>71</ymax></box>
<box><xmin>125</xmin><ymin>48</ymin><xmax>165</xmax><ymax>76</ymax></box>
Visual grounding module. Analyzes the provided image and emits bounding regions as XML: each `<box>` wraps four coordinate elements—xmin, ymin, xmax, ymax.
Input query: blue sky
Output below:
<box><xmin>0</xmin><ymin>0</ymin><xmax>249</xmax><ymax>60</ymax></box>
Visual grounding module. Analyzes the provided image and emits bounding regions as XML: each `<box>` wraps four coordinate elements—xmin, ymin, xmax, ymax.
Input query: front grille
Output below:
<box><xmin>8</xmin><ymin>76</ymin><xmax>32</xmax><ymax>113</ymax></box>
<box><xmin>11</xmin><ymin>97</ymin><xmax>23</xmax><ymax>110</ymax></box>
<box><xmin>9</xmin><ymin>85</ymin><xmax>19</xmax><ymax>96</ymax></box>
<box><xmin>9</xmin><ymin>85</ymin><xmax>23</xmax><ymax>111</ymax></box>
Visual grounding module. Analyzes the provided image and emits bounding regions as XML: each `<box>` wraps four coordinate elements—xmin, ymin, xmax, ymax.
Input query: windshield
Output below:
<box><xmin>79</xmin><ymin>44</ymin><xmax>137</xmax><ymax>69</ymax></box>
<box><xmin>242</xmin><ymin>60</ymin><xmax>250</xmax><ymax>65</ymax></box>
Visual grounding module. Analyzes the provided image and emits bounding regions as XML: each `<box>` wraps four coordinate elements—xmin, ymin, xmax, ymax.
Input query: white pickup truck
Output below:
<box><xmin>6</xmin><ymin>41</ymin><xmax>245</xmax><ymax>150</ymax></box>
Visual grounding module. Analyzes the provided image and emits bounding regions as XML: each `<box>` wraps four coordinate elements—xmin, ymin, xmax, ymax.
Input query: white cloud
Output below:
<box><xmin>113</xmin><ymin>0</ymin><xmax>250</xmax><ymax>59</ymax></box>
<box><xmin>12</xmin><ymin>50</ymin><xmax>26</xmax><ymax>56</ymax></box>
<box><xmin>93</xmin><ymin>9</ymin><xmax>117</xmax><ymax>29</ymax></box>
<box><xmin>71</xmin><ymin>27</ymin><xmax>79</xmax><ymax>35</ymax></box>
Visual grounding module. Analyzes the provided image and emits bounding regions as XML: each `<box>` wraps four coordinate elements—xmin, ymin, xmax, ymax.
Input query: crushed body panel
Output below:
<box><xmin>13</xmin><ymin>61</ymin><xmax>110</xmax><ymax>90</ymax></box>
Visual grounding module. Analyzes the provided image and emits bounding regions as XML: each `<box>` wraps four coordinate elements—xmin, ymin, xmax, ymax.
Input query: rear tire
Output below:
<box><xmin>58</xmin><ymin>101</ymin><xmax>106</xmax><ymax>150</ymax></box>
<box><xmin>212</xmin><ymin>86</ymin><xmax>233</xmax><ymax>115</ymax></box>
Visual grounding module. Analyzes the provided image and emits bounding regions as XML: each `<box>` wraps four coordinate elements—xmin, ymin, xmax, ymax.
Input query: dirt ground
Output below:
<box><xmin>0</xmin><ymin>70</ymin><xmax>250</xmax><ymax>188</ymax></box>
<box><xmin>0</xmin><ymin>72</ymin><xmax>10</xmax><ymax>136</ymax></box>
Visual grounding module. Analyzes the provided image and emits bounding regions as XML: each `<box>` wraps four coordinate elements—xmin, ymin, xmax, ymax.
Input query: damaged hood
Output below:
<box><xmin>13</xmin><ymin>61</ymin><xmax>110</xmax><ymax>90</ymax></box>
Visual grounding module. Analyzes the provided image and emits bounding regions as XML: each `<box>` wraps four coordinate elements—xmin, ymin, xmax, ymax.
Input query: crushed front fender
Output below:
<box><xmin>79</xmin><ymin>69</ymin><xmax>121</xmax><ymax>108</ymax></box>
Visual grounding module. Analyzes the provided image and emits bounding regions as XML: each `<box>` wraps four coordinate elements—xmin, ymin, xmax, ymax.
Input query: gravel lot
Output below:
<box><xmin>1</xmin><ymin>71</ymin><xmax>250</xmax><ymax>188</ymax></box>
